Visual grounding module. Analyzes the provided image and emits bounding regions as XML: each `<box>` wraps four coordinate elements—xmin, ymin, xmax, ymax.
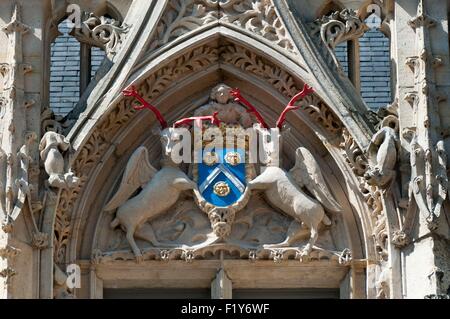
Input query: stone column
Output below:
<box><xmin>0</xmin><ymin>0</ymin><xmax>49</xmax><ymax>298</ymax></box>
<box><xmin>394</xmin><ymin>0</ymin><xmax>450</xmax><ymax>299</ymax></box>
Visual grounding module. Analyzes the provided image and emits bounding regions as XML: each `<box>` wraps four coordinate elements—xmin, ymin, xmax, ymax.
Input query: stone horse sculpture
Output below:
<box><xmin>105</xmin><ymin>87</ymin><xmax>201</xmax><ymax>262</ymax></box>
<box><xmin>233</xmin><ymin>84</ymin><xmax>343</xmax><ymax>257</ymax></box>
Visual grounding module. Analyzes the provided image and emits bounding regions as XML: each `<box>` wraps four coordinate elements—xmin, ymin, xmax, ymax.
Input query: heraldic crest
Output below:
<box><xmin>100</xmin><ymin>83</ymin><xmax>351</xmax><ymax>265</ymax></box>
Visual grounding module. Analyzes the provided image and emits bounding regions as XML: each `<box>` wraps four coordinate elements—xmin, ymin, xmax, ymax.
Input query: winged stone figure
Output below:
<box><xmin>248</xmin><ymin>147</ymin><xmax>342</xmax><ymax>257</ymax></box>
<box><xmin>241</xmin><ymin>84</ymin><xmax>342</xmax><ymax>257</ymax></box>
<box><xmin>105</xmin><ymin>146</ymin><xmax>197</xmax><ymax>262</ymax></box>
<box><xmin>105</xmin><ymin>88</ymin><xmax>197</xmax><ymax>263</ymax></box>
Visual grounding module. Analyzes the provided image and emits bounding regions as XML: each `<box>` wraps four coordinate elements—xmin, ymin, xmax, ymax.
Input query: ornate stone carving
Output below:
<box><xmin>105</xmin><ymin>146</ymin><xmax>197</xmax><ymax>263</ymax></box>
<box><xmin>53</xmin><ymin>43</ymin><xmax>344</xmax><ymax>265</ymax></box>
<box><xmin>221</xmin><ymin>44</ymin><xmax>342</xmax><ymax>135</ymax></box>
<box><xmin>310</xmin><ymin>9</ymin><xmax>369</xmax><ymax>70</ymax></box>
<box><xmin>72</xmin><ymin>13</ymin><xmax>130</xmax><ymax>57</ymax></box>
<box><xmin>0</xmin><ymin>132</ymin><xmax>39</xmax><ymax>233</ymax></box>
<box><xmin>53</xmin><ymin>45</ymin><xmax>218</xmax><ymax>264</ymax></box>
<box><xmin>148</xmin><ymin>0</ymin><xmax>218</xmax><ymax>51</ymax></box>
<box><xmin>148</xmin><ymin>0</ymin><xmax>294</xmax><ymax>54</ymax></box>
<box><xmin>0</xmin><ymin>267</ymin><xmax>16</xmax><ymax>284</ymax></box>
<box><xmin>220</xmin><ymin>0</ymin><xmax>294</xmax><ymax>53</ymax></box>
<box><xmin>0</xmin><ymin>3</ymin><xmax>35</xmax><ymax>233</ymax></box>
<box><xmin>93</xmin><ymin>84</ymin><xmax>350</xmax><ymax>266</ymax></box>
<box><xmin>0</xmin><ymin>245</ymin><xmax>20</xmax><ymax>259</ymax></box>
<box><xmin>408</xmin><ymin>1</ymin><xmax>436</xmax><ymax>29</ymax></box>
<box><xmin>39</xmin><ymin>132</ymin><xmax>79</xmax><ymax>189</ymax></box>
<box><xmin>376</xmin><ymin>261</ymin><xmax>390</xmax><ymax>299</ymax></box>
<box><xmin>361</xmin><ymin>183</ymin><xmax>388</xmax><ymax>261</ymax></box>
<box><xmin>248</xmin><ymin>147</ymin><xmax>342</xmax><ymax>257</ymax></box>
<box><xmin>194</xmin><ymin>84</ymin><xmax>254</xmax><ymax>128</ymax></box>
<box><xmin>365</xmin><ymin>119</ymin><xmax>400</xmax><ymax>189</ymax></box>
<box><xmin>94</xmin><ymin>245</ymin><xmax>352</xmax><ymax>265</ymax></box>
<box><xmin>339</xmin><ymin>128</ymin><xmax>390</xmax><ymax>265</ymax></box>
<box><xmin>405</xmin><ymin>0</ymin><xmax>448</xmax><ymax>230</ymax></box>
<box><xmin>340</xmin><ymin>128</ymin><xmax>368</xmax><ymax>177</ymax></box>
<box><xmin>391</xmin><ymin>230</ymin><xmax>410</xmax><ymax>248</ymax></box>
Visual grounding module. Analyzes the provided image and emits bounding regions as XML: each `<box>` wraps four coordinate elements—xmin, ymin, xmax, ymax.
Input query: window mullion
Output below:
<box><xmin>348</xmin><ymin>39</ymin><xmax>361</xmax><ymax>93</ymax></box>
<box><xmin>80</xmin><ymin>42</ymin><xmax>92</xmax><ymax>96</ymax></box>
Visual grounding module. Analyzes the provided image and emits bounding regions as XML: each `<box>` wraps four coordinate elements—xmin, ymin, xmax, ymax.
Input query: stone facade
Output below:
<box><xmin>0</xmin><ymin>0</ymin><xmax>449</xmax><ymax>299</ymax></box>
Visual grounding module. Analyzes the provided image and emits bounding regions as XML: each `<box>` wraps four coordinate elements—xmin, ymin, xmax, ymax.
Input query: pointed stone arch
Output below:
<box><xmin>41</xmin><ymin>0</ymin><xmax>404</xmax><ymax>299</ymax></box>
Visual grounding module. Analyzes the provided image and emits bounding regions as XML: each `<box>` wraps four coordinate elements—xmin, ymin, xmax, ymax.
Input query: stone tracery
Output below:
<box><xmin>0</xmin><ymin>0</ymin><xmax>446</xmax><ymax>300</ymax></box>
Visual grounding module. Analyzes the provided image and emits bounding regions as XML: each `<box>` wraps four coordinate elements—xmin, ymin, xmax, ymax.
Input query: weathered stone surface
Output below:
<box><xmin>0</xmin><ymin>0</ymin><xmax>448</xmax><ymax>299</ymax></box>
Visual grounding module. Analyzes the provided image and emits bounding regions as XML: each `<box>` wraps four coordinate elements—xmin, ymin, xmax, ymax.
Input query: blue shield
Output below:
<box><xmin>197</xmin><ymin>148</ymin><xmax>247</xmax><ymax>207</ymax></box>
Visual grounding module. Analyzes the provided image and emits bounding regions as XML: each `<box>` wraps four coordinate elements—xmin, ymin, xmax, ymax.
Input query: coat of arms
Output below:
<box><xmin>103</xmin><ymin>84</ymin><xmax>350</xmax><ymax>264</ymax></box>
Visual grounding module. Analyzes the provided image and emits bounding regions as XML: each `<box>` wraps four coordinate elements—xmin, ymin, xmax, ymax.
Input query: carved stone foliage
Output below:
<box><xmin>41</xmin><ymin>108</ymin><xmax>67</xmax><ymax>135</ymax></box>
<box><xmin>148</xmin><ymin>0</ymin><xmax>218</xmax><ymax>51</ymax></box>
<box><xmin>148</xmin><ymin>0</ymin><xmax>294</xmax><ymax>54</ymax></box>
<box><xmin>72</xmin><ymin>13</ymin><xmax>130</xmax><ymax>57</ymax></box>
<box><xmin>309</xmin><ymin>9</ymin><xmax>369</xmax><ymax>71</ymax></box>
<box><xmin>220</xmin><ymin>44</ymin><xmax>342</xmax><ymax>135</ymax></box>
<box><xmin>53</xmin><ymin>42</ymin><xmax>344</xmax><ymax>264</ymax></box>
<box><xmin>0</xmin><ymin>245</ymin><xmax>20</xmax><ymax>259</ymax></box>
<box><xmin>340</xmin><ymin>128</ymin><xmax>368</xmax><ymax>177</ymax></box>
<box><xmin>339</xmin><ymin>128</ymin><xmax>390</xmax><ymax>267</ymax></box>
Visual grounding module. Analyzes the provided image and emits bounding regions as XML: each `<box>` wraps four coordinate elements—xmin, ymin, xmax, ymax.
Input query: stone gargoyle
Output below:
<box><xmin>364</xmin><ymin>116</ymin><xmax>400</xmax><ymax>188</ymax></box>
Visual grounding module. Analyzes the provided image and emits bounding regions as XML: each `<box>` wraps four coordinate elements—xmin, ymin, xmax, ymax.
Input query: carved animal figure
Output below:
<box><xmin>105</xmin><ymin>88</ymin><xmax>199</xmax><ymax>262</ymax></box>
<box><xmin>247</xmin><ymin>147</ymin><xmax>342</xmax><ymax>257</ymax></box>
<box><xmin>364</xmin><ymin>125</ymin><xmax>399</xmax><ymax>188</ymax></box>
<box><xmin>105</xmin><ymin>146</ymin><xmax>197</xmax><ymax>262</ymax></box>
<box><xmin>39</xmin><ymin>132</ymin><xmax>78</xmax><ymax>188</ymax></box>
<box><xmin>235</xmin><ymin>83</ymin><xmax>334</xmax><ymax>256</ymax></box>
<box><xmin>194</xmin><ymin>84</ymin><xmax>254</xmax><ymax>127</ymax></box>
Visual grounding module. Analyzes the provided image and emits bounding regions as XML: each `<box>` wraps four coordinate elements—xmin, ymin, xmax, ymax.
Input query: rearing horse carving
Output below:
<box><xmin>234</xmin><ymin>84</ymin><xmax>343</xmax><ymax>257</ymax></box>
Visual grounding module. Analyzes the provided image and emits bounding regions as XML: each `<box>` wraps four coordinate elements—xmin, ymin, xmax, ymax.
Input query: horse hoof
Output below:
<box><xmin>135</xmin><ymin>254</ymin><xmax>144</xmax><ymax>264</ymax></box>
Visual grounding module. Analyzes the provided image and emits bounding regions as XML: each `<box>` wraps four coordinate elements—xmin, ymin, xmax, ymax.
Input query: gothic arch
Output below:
<box><xmin>43</xmin><ymin>2</ymin><xmax>402</xmax><ymax>299</ymax></box>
